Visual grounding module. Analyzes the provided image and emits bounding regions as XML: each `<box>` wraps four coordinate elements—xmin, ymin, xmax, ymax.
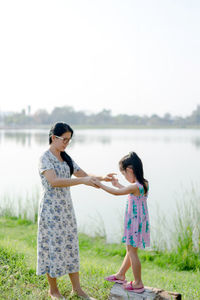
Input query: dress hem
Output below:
<box><xmin>36</xmin><ymin>267</ymin><xmax>80</xmax><ymax>278</ymax></box>
<box><xmin>122</xmin><ymin>240</ymin><xmax>150</xmax><ymax>249</ymax></box>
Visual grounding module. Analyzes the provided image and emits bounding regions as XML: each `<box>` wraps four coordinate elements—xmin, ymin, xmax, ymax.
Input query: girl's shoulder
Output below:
<box><xmin>135</xmin><ymin>180</ymin><xmax>149</xmax><ymax>196</ymax></box>
<box><xmin>128</xmin><ymin>183</ymin><xmax>140</xmax><ymax>196</ymax></box>
<box><xmin>144</xmin><ymin>180</ymin><xmax>149</xmax><ymax>190</ymax></box>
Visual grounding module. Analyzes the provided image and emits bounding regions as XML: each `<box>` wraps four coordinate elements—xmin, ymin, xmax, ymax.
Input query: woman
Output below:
<box><xmin>37</xmin><ymin>122</ymin><xmax>113</xmax><ymax>299</ymax></box>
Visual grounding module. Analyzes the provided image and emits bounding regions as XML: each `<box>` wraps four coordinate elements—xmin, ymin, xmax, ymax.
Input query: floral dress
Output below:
<box><xmin>122</xmin><ymin>181</ymin><xmax>150</xmax><ymax>249</ymax></box>
<box><xmin>37</xmin><ymin>149</ymin><xmax>81</xmax><ymax>278</ymax></box>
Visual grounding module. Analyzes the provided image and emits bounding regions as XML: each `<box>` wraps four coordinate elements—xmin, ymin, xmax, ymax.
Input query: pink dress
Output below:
<box><xmin>122</xmin><ymin>181</ymin><xmax>150</xmax><ymax>249</ymax></box>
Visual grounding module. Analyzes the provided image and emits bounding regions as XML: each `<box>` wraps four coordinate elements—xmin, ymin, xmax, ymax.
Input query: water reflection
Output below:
<box><xmin>2</xmin><ymin>131</ymin><xmax>32</xmax><ymax>147</ymax></box>
<box><xmin>74</xmin><ymin>134</ymin><xmax>111</xmax><ymax>145</ymax></box>
<box><xmin>34</xmin><ymin>132</ymin><xmax>49</xmax><ymax>145</ymax></box>
<box><xmin>192</xmin><ymin>137</ymin><xmax>200</xmax><ymax>148</ymax></box>
<box><xmin>0</xmin><ymin>130</ymin><xmax>48</xmax><ymax>147</ymax></box>
<box><xmin>0</xmin><ymin>129</ymin><xmax>200</xmax><ymax>149</ymax></box>
<box><xmin>0</xmin><ymin>130</ymin><xmax>113</xmax><ymax>146</ymax></box>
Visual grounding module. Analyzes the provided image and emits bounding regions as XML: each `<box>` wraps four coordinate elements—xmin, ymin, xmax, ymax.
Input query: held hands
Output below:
<box><xmin>91</xmin><ymin>178</ymin><xmax>102</xmax><ymax>188</ymax></box>
<box><xmin>102</xmin><ymin>173</ymin><xmax>117</xmax><ymax>182</ymax></box>
<box><xmin>111</xmin><ymin>175</ymin><xmax>120</xmax><ymax>187</ymax></box>
<box><xmin>82</xmin><ymin>173</ymin><xmax>120</xmax><ymax>189</ymax></box>
<box><xmin>91</xmin><ymin>175</ymin><xmax>120</xmax><ymax>189</ymax></box>
<box><xmin>82</xmin><ymin>176</ymin><xmax>100</xmax><ymax>188</ymax></box>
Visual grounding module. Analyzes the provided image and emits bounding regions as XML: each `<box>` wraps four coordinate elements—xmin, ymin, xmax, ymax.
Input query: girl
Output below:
<box><xmin>37</xmin><ymin>122</ymin><xmax>114</xmax><ymax>299</ymax></box>
<box><xmin>92</xmin><ymin>152</ymin><xmax>150</xmax><ymax>293</ymax></box>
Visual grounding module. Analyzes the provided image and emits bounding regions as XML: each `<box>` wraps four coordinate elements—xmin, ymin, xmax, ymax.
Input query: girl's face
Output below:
<box><xmin>52</xmin><ymin>131</ymin><xmax>72</xmax><ymax>151</ymax></box>
<box><xmin>121</xmin><ymin>167</ymin><xmax>136</xmax><ymax>183</ymax></box>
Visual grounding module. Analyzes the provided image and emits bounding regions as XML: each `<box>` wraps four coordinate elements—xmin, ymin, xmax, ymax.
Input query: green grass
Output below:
<box><xmin>0</xmin><ymin>217</ymin><xmax>200</xmax><ymax>299</ymax></box>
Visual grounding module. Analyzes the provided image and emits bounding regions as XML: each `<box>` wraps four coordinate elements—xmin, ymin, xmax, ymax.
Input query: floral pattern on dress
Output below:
<box><xmin>37</xmin><ymin>149</ymin><xmax>81</xmax><ymax>277</ymax></box>
<box><xmin>122</xmin><ymin>181</ymin><xmax>150</xmax><ymax>249</ymax></box>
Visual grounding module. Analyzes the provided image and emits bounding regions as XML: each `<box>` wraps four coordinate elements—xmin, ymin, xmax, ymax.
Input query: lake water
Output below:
<box><xmin>0</xmin><ymin>128</ymin><xmax>200</xmax><ymax>244</ymax></box>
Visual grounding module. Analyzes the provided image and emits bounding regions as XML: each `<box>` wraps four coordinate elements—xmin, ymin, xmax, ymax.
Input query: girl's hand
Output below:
<box><xmin>111</xmin><ymin>176</ymin><xmax>119</xmax><ymax>187</ymax></box>
<box><xmin>111</xmin><ymin>175</ymin><xmax>124</xmax><ymax>188</ymax></box>
<box><xmin>103</xmin><ymin>173</ymin><xmax>117</xmax><ymax>182</ymax></box>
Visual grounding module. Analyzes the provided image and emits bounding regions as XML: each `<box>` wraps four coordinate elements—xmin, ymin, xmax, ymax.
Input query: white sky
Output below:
<box><xmin>0</xmin><ymin>0</ymin><xmax>200</xmax><ymax>117</ymax></box>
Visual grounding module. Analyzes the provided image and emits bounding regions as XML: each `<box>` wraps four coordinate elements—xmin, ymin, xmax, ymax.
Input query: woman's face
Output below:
<box><xmin>52</xmin><ymin>131</ymin><xmax>72</xmax><ymax>151</ymax></box>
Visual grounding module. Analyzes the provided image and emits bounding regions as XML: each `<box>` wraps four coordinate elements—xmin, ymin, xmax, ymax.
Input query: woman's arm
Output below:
<box><xmin>74</xmin><ymin>169</ymin><xmax>116</xmax><ymax>181</ymax></box>
<box><xmin>93</xmin><ymin>179</ymin><xmax>137</xmax><ymax>196</ymax></box>
<box><xmin>73</xmin><ymin>169</ymin><xmax>88</xmax><ymax>177</ymax></box>
<box><xmin>43</xmin><ymin>169</ymin><xmax>97</xmax><ymax>188</ymax></box>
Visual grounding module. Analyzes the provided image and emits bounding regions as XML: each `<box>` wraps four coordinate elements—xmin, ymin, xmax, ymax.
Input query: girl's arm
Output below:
<box><xmin>111</xmin><ymin>176</ymin><xmax>125</xmax><ymax>188</ymax></box>
<box><xmin>43</xmin><ymin>169</ymin><xmax>97</xmax><ymax>188</ymax></box>
<box><xmin>74</xmin><ymin>168</ymin><xmax>116</xmax><ymax>182</ymax></box>
<box><xmin>93</xmin><ymin>179</ymin><xmax>137</xmax><ymax>196</ymax></box>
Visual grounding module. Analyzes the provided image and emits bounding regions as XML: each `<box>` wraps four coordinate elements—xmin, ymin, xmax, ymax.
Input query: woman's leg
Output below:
<box><xmin>126</xmin><ymin>245</ymin><xmax>143</xmax><ymax>287</ymax></box>
<box><xmin>47</xmin><ymin>273</ymin><xmax>63</xmax><ymax>299</ymax></box>
<box><xmin>69</xmin><ymin>272</ymin><xmax>89</xmax><ymax>298</ymax></box>
<box><xmin>114</xmin><ymin>252</ymin><xmax>131</xmax><ymax>280</ymax></box>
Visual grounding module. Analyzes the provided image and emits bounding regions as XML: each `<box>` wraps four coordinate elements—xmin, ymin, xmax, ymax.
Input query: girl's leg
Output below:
<box><xmin>69</xmin><ymin>272</ymin><xmax>89</xmax><ymax>298</ymax></box>
<box><xmin>46</xmin><ymin>273</ymin><xmax>63</xmax><ymax>299</ymax></box>
<box><xmin>114</xmin><ymin>252</ymin><xmax>131</xmax><ymax>280</ymax></box>
<box><xmin>126</xmin><ymin>245</ymin><xmax>143</xmax><ymax>287</ymax></box>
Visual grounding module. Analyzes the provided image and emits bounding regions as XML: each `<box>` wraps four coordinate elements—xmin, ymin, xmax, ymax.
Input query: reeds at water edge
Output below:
<box><xmin>0</xmin><ymin>184</ymin><xmax>199</xmax><ymax>271</ymax></box>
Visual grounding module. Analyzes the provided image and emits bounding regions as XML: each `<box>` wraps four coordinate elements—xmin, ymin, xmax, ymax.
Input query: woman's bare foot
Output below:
<box><xmin>70</xmin><ymin>289</ymin><xmax>94</xmax><ymax>299</ymax></box>
<box><xmin>49</xmin><ymin>289</ymin><xmax>65</xmax><ymax>299</ymax></box>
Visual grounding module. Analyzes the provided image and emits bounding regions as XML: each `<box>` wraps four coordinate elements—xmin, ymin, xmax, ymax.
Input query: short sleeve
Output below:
<box><xmin>72</xmin><ymin>160</ymin><xmax>81</xmax><ymax>173</ymax></box>
<box><xmin>38</xmin><ymin>153</ymin><xmax>54</xmax><ymax>174</ymax></box>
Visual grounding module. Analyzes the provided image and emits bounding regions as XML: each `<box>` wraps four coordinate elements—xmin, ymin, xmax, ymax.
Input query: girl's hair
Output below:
<box><xmin>49</xmin><ymin>122</ymin><xmax>74</xmax><ymax>176</ymax></box>
<box><xmin>119</xmin><ymin>152</ymin><xmax>148</xmax><ymax>194</ymax></box>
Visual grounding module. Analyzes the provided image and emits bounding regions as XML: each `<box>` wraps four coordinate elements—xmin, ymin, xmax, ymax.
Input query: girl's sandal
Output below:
<box><xmin>104</xmin><ymin>274</ymin><xmax>127</xmax><ymax>284</ymax></box>
<box><xmin>123</xmin><ymin>281</ymin><xmax>145</xmax><ymax>293</ymax></box>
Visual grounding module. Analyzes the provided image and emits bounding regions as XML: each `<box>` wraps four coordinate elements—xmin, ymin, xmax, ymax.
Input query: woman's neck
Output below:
<box><xmin>49</xmin><ymin>145</ymin><xmax>63</xmax><ymax>161</ymax></box>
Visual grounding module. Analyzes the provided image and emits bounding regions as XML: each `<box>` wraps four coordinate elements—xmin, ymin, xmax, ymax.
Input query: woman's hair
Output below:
<box><xmin>49</xmin><ymin>122</ymin><xmax>74</xmax><ymax>176</ymax></box>
<box><xmin>119</xmin><ymin>152</ymin><xmax>148</xmax><ymax>193</ymax></box>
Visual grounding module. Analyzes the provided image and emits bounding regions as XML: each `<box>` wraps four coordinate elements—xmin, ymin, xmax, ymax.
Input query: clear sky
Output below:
<box><xmin>0</xmin><ymin>0</ymin><xmax>200</xmax><ymax>117</ymax></box>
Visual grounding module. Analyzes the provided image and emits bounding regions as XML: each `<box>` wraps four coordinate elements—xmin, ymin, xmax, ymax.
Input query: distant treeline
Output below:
<box><xmin>1</xmin><ymin>105</ymin><xmax>200</xmax><ymax>128</ymax></box>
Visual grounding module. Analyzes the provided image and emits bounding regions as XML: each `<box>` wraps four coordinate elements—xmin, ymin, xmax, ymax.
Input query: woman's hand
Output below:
<box><xmin>82</xmin><ymin>176</ymin><xmax>100</xmax><ymax>188</ymax></box>
<box><xmin>102</xmin><ymin>173</ymin><xmax>117</xmax><ymax>182</ymax></box>
<box><xmin>91</xmin><ymin>178</ymin><xmax>102</xmax><ymax>187</ymax></box>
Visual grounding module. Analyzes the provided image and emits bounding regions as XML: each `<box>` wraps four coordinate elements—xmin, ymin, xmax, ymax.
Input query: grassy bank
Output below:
<box><xmin>0</xmin><ymin>217</ymin><xmax>199</xmax><ymax>299</ymax></box>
